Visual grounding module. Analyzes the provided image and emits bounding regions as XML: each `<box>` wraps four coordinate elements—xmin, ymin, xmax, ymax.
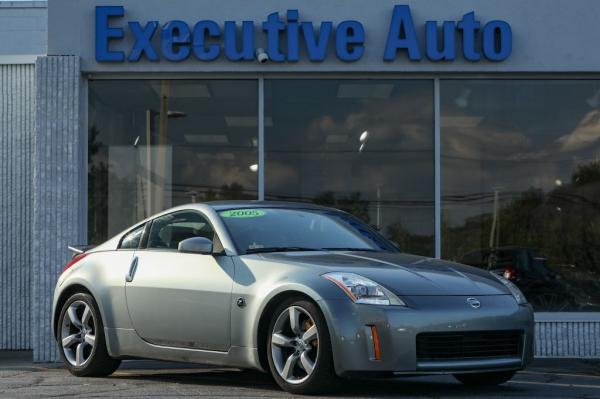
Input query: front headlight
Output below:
<box><xmin>490</xmin><ymin>271</ymin><xmax>528</xmax><ymax>305</ymax></box>
<box><xmin>323</xmin><ymin>272</ymin><xmax>405</xmax><ymax>306</ymax></box>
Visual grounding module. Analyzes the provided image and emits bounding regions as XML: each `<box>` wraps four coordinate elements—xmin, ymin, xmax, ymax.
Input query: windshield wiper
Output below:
<box><xmin>245</xmin><ymin>246</ymin><xmax>320</xmax><ymax>254</ymax></box>
<box><xmin>321</xmin><ymin>247</ymin><xmax>380</xmax><ymax>252</ymax></box>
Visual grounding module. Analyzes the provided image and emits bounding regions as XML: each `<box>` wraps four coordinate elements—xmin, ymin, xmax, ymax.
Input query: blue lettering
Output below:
<box><xmin>192</xmin><ymin>21</ymin><xmax>221</xmax><ymax>61</ymax></box>
<box><xmin>384</xmin><ymin>5</ymin><xmax>421</xmax><ymax>61</ymax></box>
<box><xmin>95</xmin><ymin>6</ymin><xmax>125</xmax><ymax>62</ymax></box>
<box><xmin>457</xmin><ymin>12</ymin><xmax>481</xmax><ymax>61</ymax></box>
<box><xmin>302</xmin><ymin>21</ymin><xmax>332</xmax><ymax>61</ymax></box>
<box><xmin>425</xmin><ymin>21</ymin><xmax>456</xmax><ymax>61</ymax></box>
<box><xmin>128</xmin><ymin>21</ymin><xmax>159</xmax><ymax>61</ymax></box>
<box><xmin>161</xmin><ymin>21</ymin><xmax>191</xmax><ymax>62</ymax></box>
<box><xmin>224</xmin><ymin>21</ymin><xmax>254</xmax><ymax>61</ymax></box>
<box><xmin>336</xmin><ymin>20</ymin><xmax>364</xmax><ymax>62</ymax></box>
<box><xmin>262</xmin><ymin>12</ymin><xmax>285</xmax><ymax>62</ymax></box>
<box><xmin>286</xmin><ymin>10</ymin><xmax>300</xmax><ymax>62</ymax></box>
<box><xmin>94</xmin><ymin>6</ymin><xmax>512</xmax><ymax>64</ymax></box>
<box><xmin>482</xmin><ymin>20</ymin><xmax>512</xmax><ymax>61</ymax></box>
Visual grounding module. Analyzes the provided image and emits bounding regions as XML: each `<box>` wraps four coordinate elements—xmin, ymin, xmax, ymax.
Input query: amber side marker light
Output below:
<box><xmin>370</xmin><ymin>325</ymin><xmax>381</xmax><ymax>361</ymax></box>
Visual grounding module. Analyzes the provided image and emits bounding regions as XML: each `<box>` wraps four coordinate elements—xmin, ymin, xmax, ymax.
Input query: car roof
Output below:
<box><xmin>92</xmin><ymin>201</ymin><xmax>344</xmax><ymax>254</ymax></box>
<box><xmin>203</xmin><ymin>200</ymin><xmax>340</xmax><ymax>212</ymax></box>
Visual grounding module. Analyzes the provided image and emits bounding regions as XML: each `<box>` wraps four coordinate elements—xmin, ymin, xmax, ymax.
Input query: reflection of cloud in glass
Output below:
<box><xmin>305</xmin><ymin>100</ymin><xmax>432</xmax><ymax>151</ymax></box>
<box><xmin>442</xmin><ymin>114</ymin><xmax>531</xmax><ymax>160</ymax></box>
<box><xmin>557</xmin><ymin>110</ymin><xmax>600</xmax><ymax>151</ymax></box>
<box><xmin>507</xmin><ymin>151</ymin><xmax>550</xmax><ymax>161</ymax></box>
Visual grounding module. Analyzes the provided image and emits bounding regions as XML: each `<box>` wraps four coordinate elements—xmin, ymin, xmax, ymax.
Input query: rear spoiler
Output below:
<box><xmin>68</xmin><ymin>245</ymin><xmax>96</xmax><ymax>256</ymax></box>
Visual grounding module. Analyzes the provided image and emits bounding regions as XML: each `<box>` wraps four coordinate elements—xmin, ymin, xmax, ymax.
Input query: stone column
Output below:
<box><xmin>32</xmin><ymin>56</ymin><xmax>86</xmax><ymax>362</ymax></box>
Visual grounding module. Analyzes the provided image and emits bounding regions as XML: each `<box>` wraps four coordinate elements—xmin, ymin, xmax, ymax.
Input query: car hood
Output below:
<box><xmin>258</xmin><ymin>251</ymin><xmax>510</xmax><ymax>296</ymax></box>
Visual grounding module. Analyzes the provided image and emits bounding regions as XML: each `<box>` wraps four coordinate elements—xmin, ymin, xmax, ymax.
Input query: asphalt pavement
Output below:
<box><xmin>1</xmin><ymin>352</ymin><xmax>599</xmax><ymax>398</ymax></box>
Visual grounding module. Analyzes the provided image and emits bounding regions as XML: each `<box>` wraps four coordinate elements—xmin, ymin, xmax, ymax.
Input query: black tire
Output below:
<box><xmin>56</xmin><ymin>292</ymin><xmax>121</xmax><ymax>377</ymax></box>
<box><xmin>453</xmin><ymin>370</ymin><xmax>516</xmax><ymax>386</ymax></box>
<box><xmin>266</xmin><ymin>297</ymin><xmax>339</xmax><ymax>394</ymax></box>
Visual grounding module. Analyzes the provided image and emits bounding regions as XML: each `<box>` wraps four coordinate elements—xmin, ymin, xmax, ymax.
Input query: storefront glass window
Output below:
<box><xmin>441</xmin><ymin>80</ymin><xmax>600</xmax><ymax>311</ymax></box>
<box><xmin>88</xmin><ymin>80</ymin><xmax>258</xmax><ymax>243</ymax></box>
<box><xmin>265</xmin><ymin>80</ymin><xmax>435</xmax><ymax>256</ymax></box>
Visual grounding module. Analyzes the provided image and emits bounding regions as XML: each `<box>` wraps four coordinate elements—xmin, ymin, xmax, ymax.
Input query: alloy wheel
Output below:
<box><xmin>270</xmin><ymin>306</ymin><xmax>319</xmax><ymax>384</ymax></box>
<box><xmin>61</xmin><ymin>300</ymin><xmax>96</xmax><ymax>367</ymax></box>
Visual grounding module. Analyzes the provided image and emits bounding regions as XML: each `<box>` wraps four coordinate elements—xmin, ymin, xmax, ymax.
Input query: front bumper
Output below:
<box><xmin>319</xmin><ymin>295</ymin><xmax>534</xmax><ymax>377</ymax></box>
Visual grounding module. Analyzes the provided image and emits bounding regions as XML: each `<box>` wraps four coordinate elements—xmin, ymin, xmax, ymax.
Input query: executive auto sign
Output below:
<box><xmin>95</xmin><ymin>5</ymin><xmax>512</xmax><ymax>63</ymax></box>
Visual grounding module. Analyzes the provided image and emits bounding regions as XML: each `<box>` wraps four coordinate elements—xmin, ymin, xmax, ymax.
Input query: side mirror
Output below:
<box><xmin>178</xmin><ymin>237</ymin><xmax>213</xmax><ymax>255</ymax></box>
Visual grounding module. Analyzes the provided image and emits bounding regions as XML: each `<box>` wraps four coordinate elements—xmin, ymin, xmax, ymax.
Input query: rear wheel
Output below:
<box><xmin>454</xmin><ymin>370</ymin><xmax>516</xmax><ymax>386</ymax></box>
<box><xmin>266</xmin><ymin>298</ymin><xmax>338</xmax><ymax>394</ymax></box>
<box><xmin>57</xmin><ymin>293</ymin><xmax>121</xmax><ymax>377</ymax></box>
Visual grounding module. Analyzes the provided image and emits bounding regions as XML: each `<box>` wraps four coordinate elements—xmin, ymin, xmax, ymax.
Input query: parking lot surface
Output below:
<box><xmin>1</xmin><ymin>353</ymin><xmax>599</xmax><ymax>398</ymax></box>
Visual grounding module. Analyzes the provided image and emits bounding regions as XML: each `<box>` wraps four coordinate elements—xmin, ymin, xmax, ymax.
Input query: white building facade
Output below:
<box><xmin>1</xmin><ymin>0</ymin><xmax>600</xmax><ymax>361</ymax></box>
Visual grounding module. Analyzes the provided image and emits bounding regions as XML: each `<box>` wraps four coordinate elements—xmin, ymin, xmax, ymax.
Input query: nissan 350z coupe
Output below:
<box><xmin>52</xmin><ymin>201</ymin><xmax>534</xmax><ymax>394</ymax></box>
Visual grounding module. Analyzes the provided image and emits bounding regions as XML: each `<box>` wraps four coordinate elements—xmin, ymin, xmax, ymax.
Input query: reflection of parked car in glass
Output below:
<box><xmin>460</xmin><ymin>246</ymin><xmax>578</xmax><ymax>311</ymax></box>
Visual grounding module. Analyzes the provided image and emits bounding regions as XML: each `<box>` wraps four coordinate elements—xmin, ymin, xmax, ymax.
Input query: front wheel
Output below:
<box><xmin>266</xmin><ymin>298</ymin><xmax>338</xmax><ymax>394</ymax></box>
<box><xmin>57</xmin><ymin>292</ymin><xmax>121</xmax><ymax>377</ymax></box>
<box><xmin>454</xmin><ymin>370</ymin><xmax>516</xmax><ymax>386</ymax></box>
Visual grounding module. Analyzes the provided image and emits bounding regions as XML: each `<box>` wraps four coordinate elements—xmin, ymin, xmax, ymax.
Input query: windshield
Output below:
<box><xmin>218</xmin><ymin>208</ymin><xmax>397</xmax><ymax>254</ymax></box>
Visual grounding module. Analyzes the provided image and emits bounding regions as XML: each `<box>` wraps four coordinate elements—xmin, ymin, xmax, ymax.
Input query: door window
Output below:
<box><xmin>147</xmin><ymin>211</ymin><xmax>214</xmax><ymax>250</ymax></box>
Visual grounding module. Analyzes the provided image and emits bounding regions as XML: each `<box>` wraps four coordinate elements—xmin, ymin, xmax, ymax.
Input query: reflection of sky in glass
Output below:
<box><xmin>442</xmin><ymin>80</ymin><xmax>600</xmax><ymax>227</ymax></box>
<box><xmin>264</xmin><ymin>80</ymin><xmax>434</xmax><ymax>253</ymax></box>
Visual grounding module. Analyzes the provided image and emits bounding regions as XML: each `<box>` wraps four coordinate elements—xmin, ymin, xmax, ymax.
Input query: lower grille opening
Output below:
<box><xmin>416</xmin><ymin>330</ymin><xmax>523</xmax><ymax>361</ymax></box>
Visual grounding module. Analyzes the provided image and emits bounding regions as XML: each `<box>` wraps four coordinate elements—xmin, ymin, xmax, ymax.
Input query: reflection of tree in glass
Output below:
<box><xmin>313</xmin><ymin>191</ymin><xmax>370</xmax><ymax>223</ymax></box>
<box><xmin>386</xmin><ymin>222</ymin><xmax>434</xmax><ymax>257</ymax></box>
<box><xmin>445</xmin><ymin>160</ymin><xmax>600</xmax><ymax>311</ymax></box>
<box><xmin>386</xmin><ymin>222</ymin><xmax>411</xmax><ymax>249</ymax></box>
<box><xmin>572</xmin><ymin>160</ymin><xmax>600</xmax><ymax>186</ymax></box>
<box><xmin>200</xmin><ymin>182</ymin><xmax>255</xmax><ymax>202</ymax></box>
<box><xmin>88</xmin><ymin>126</ymin><xmax>108</xmax><ymax>245</ymax></box>
<box><xmin>312</xmin><ymin>192</ymin><xmax>433</xmax><ymax>256</ymax></box>
<box><xmin>88</xmin><ymin>126</ymin><xmax>139</xmax><ymax>244</ymax></box>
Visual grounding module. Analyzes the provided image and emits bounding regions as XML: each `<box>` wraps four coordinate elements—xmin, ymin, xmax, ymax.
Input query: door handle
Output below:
<box><xmin>126</xmin><ymin>256</ymin><xmax>138</xmax><ymax>282</ymax></box>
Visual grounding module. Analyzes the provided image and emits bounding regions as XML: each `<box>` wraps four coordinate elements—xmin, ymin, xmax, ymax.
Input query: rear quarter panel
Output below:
<box><xmin>54</xmin><ymin>250</ymin><xmax>135</xmax><ymax>330</ymax></box>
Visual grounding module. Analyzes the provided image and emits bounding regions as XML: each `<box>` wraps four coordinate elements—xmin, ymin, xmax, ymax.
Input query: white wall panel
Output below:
<box><xmin>0</xmin><ymin>63</ymin><xmax>35</xmax><ymax>350</ymax></box>
<box><xmin>535</xmin><ymin>314</ymin><xmax>600</xmax><ymax>358</ymax></box>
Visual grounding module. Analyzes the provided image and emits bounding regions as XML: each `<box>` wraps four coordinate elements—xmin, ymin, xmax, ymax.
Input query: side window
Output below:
<box><xmin>147</xmin><ymin>211</ymin><xmax>215</xmax><ymax>250</ymax></box>
<box><xmin>119</xmin><ymin>224</ymin><xmax>145</xmax><ymax>249</ymax></box>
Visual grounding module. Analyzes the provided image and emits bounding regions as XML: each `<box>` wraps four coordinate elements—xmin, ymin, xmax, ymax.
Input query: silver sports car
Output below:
<box><xmin>53</xmin><ymin>201</ymin><xmax>534</xmax><ymax>394</ymax></box>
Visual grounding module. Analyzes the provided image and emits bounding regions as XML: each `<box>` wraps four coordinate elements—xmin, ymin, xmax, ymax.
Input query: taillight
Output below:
<box><xmin>503</xmin><ymin>265</ymin><xmax>517</xmax><ymax>281</ymax></box>
<box><xmin>62</xmin><ymin>253</ymin><xmax>88</xmax><ymax>273</ymax></box>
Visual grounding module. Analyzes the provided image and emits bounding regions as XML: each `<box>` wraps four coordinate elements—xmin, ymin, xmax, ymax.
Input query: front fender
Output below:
<box><xmin>251</xmin><ymin>279</ymin><xmax>331</xmax><ymax>340</ymax></box>
<box><xmin>230</xmin><ymin>257</ymin><xmax>350</xmax><ymax>368</ymax></box>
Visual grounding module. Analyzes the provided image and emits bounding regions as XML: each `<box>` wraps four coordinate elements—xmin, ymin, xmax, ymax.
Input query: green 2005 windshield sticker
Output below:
<box><xmin>220</xmin><ymin>209</ymin><xmax>266</xmax><ymax>218</ymax></box>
